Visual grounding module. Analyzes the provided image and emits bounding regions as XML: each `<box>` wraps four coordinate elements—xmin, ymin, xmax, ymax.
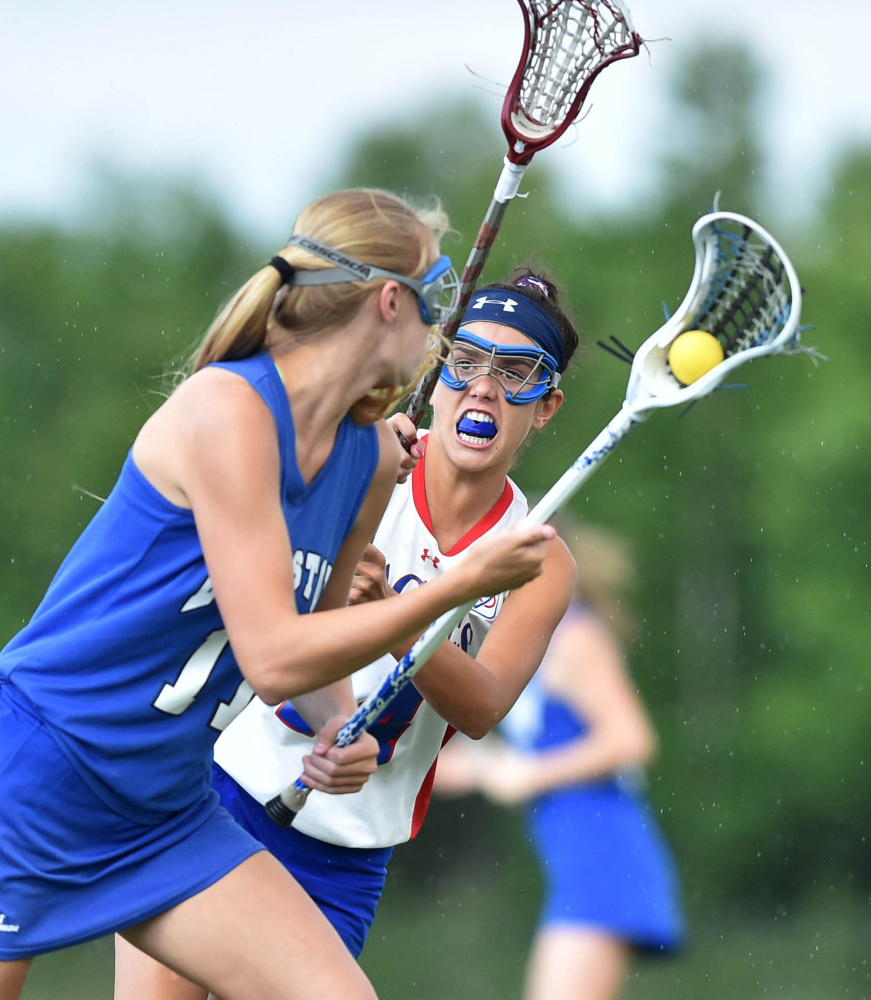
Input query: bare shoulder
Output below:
<box><xmin>177</xmin><ymin>366</ymin><xmax>273</xmax><ymax>434</ymax></box>
<box><xmin>500</xmin><ymin>529</ymin><xmax>575</xmax><ymax>627</ymax></box>
<box><xmin>133</xmin><ymin>367</ymin><xmax>276</xmax><ymax>507</ymax></box>
<box><xmin>138</xmin><ymin>367</ymin><xmax>272</xmax><ymax>446</ymax></box>
<box><xmin>553</xmin><ymin>613</ymin><xmax>614</xmax><ymax>654</ymax></box>
<box><xmin>544</xmin><ymin>532</ymin><xmax>577</xmax><ymax>585</ymax></box>
<box><xmin>544</xmin><ymin>610</ymin><xmax>624</xmax><ymax>692</ymax></box>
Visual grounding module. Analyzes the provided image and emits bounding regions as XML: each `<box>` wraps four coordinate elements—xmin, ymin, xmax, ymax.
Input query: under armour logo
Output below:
<box><xmin>470</xmin><ymin>295</ymin><xmax>517</xmax><ymax>313</ymax></box>
<box><xmin>421</xmin><ymin>548</ymin><xmax>440</xmax><ymax>567</ymax></box>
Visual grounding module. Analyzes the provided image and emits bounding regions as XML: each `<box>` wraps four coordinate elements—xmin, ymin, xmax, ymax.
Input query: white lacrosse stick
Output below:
<box><xmin>264</xmin><ymin>208</ymin><xmax>814</xmax><ymax>826</ymax></box>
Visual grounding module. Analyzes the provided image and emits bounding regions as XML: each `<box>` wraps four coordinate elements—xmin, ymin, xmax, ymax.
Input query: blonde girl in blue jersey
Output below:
<box><xmin>0</xmin><ymin>188</ymin><xmax>556</xmax><ymax>1000</ymax></box>
<box><xmin>117</xmin><ymin>267</ymin><xmax>581</xmax><ymax>1000</ymax></box>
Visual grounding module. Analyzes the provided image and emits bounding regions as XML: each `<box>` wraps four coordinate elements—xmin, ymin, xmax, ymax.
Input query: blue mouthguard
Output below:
<box><xmin>457</xmin><ymin>417</ymin><xmax>497</xmax><ymax>438</ymax></box>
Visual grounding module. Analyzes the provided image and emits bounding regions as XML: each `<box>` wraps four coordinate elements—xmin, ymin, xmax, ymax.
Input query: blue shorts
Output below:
<box><xmin>0</xmin><ymin>683</ymin><xmax>264</xmax><ymax>960</ymax></box>
<box><xmin>529</xmin><ymin>784</ymin><xmax>686</xmax><ymax>953</ymax></box>
<box><xmin>211</xmin><ymin>764</ymin><xmax>392</xmax><ymax>957</ymax></box>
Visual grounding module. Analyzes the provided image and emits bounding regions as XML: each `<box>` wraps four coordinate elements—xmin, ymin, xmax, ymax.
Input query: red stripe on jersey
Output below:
<box><xmin>410</xmin><ymin>440</ymin><xmax>515</xmax><ymax>556</ymax></box>
<box><xmin>444</xmin><ymin>481</ymin><xmax>513</xmax><ymax>556</ymax></box>
<box><xmin>410</xmin><ymin>725</ymin><xmax>457</xmax><ymax>839</ymax></box>
<box><xmin>411</xmin><ymin>438</ymin><xmax>435</xmax><ymax>536</ymax></box>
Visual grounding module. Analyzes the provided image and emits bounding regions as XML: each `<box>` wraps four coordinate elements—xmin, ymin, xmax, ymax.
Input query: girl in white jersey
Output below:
<box><xmin>0</xmin><ymin>189</ymin><xmax>557</xmax><ymax>1000</ymax></box>
<box><xmin>119</xmin><ymin>268</ymin><xmax>579</xmax><ymax>997</ymax></box>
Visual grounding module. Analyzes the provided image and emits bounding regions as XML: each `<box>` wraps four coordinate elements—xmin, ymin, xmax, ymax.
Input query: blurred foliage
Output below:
<box><xmin>5</xmin><ymin>40</ymin><xmax>871</xmax><ymax>1000</ymax></box>
<box><xmin>0</xmin><ymin>172</ymin><xmax>265</xmax><ymax>626</ymax></box>
<box><xmin>656</xmin><ymin>41</ymin><xmax>767</xmax><ymax>219</ymax></box>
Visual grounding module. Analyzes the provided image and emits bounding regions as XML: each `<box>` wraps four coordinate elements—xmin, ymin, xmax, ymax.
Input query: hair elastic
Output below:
<box><xmin>269</xmin><ymin>255</ymin><xmax>296</xmax><ymax>285</ymax></box>
<box><xmin>515</xmin><ymin>275</ymin><xmax>550</xmax><ymax>297</ymax></box>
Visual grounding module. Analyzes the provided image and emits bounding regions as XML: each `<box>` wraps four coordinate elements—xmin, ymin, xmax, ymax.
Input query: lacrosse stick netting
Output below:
<box><xmin>622</xmin><ymin>209</ymin><xmax>816</xmax><ymax>418</ymax></box>
<box><xmin>503</xmin><ymin>0</ymin><xmax>641</xmax><ymax>165</ymax></box>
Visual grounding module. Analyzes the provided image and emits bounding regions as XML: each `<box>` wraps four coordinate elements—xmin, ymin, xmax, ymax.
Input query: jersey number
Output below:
<box><xmin>153</xmin><ymin>628</ymin><xmax>253</xmax><ymax>731</ymax></box>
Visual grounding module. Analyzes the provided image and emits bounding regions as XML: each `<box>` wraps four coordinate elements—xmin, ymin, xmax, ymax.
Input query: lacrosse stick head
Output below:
<box><xmin>624</xmin><ymin>211</ymin><xmax>808</xmax><ymax>417</ymax></box>
<box><xmin>502</xmin><ymin>0</ymin><xmax>642</xmax><ymax>165</ymax></box>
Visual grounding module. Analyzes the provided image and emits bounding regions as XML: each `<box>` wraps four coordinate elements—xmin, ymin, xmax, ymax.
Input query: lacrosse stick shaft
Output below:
<box><xmin>264</xmin><ymin>405</ymin><xmax>638</xmax><ymax>827</ymax></box>
<box><xmin>404</xmin><ymin>0</ymin><xmax>643</xmax><ymax>430</ymax></box>
<box><xmin>268</xmin><ymin>0</ymin><xmax>649</xmax><ymax>822</ymax></box>
<box><xmin>264</xmin><ymin>598</ymin><xmax>475</xmax><ymax>826</ymax></box>
<box><xmin>404</xmin><ymin>159</ymin><xmax>528</xmax><ymax>429</ymax></box>
<box><xmin>523</xmin><ymin>406</ymin><xmax>638</xmax><ymax>524</ymax></box>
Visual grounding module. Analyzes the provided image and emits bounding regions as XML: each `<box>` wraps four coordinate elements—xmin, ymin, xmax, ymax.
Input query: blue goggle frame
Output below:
<box><xmin>439</xmin><ymin>330</ymin><xmax>560</xmax><ymax>404</ymax></box>
<box><xmin>286</xmin><ymin>235</ymin><xmax>459</xmax><ymax>325</ymax></box>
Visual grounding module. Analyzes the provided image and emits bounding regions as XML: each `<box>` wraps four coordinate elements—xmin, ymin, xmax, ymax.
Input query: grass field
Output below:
<box><xmin>19</xmin><ymin>896</ymin><xmax>871</xmax><ymax>1000</ymax></box>
<box><xmin>362</xmin><ymin>889</ymin><xmax>871</xmax><ymax>1000</ymax></box>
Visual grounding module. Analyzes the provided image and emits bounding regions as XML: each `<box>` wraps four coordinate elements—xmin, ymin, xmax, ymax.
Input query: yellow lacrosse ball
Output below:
<box><xmin>667</xmin><ymin>330</ymin><xmax>725</xmax><ymax>385</ymax></box>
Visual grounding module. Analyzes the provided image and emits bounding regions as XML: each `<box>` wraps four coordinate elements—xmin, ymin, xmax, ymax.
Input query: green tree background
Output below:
<box><xmin>7</xmin><ymin>43</ymin><xmax>871</xmax><ymax>1000</ymax></box>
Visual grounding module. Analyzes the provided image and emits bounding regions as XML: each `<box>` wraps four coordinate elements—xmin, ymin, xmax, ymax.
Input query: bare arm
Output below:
<box><xmin>411</xmin><ymin>537</ymin><xmax>575</xmax><ymax>738</ymax></box>
<box><xmin>142</xmin><ymin>371</ymin><xmax>555</xmax><ymax>704</ymax></box>
<box><xmin>475</xmin><ymin>615</ymin><xmax>658</xmax><ymax>803</ymax></box>
<box><xmin>216</xmin><ymin>419</ymin><xmax>400</xmax><ymax>796</ymax></box>
<box><xmin>286</xmin><ymin>419</ymin><xmax>401</xmax><ymax>728</ymax></box>
<box><xmin>538</xmin><ymin>614</ymin><xmax>657</xmax><ymax>777</ymax></box>
<box><xmin>351</xmin><ymin>536</ymin><xmax>576</xmax><ymax>739</ymax></box>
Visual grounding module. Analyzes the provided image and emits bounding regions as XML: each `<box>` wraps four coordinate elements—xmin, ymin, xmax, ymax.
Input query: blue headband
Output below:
<box><xmin>461</xmin><ymin>289</ymin><xmax>567</xmax><ymax>372</ymax></box>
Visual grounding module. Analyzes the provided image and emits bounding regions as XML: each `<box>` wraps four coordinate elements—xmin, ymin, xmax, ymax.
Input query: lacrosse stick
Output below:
<box><xmin>402</xmin><ymin>0</ymin><xmax>642</xmax><ymax>430</ymax></box>
<box><xmin>265</xmin><ymin>209</ymin><xmax>813</xmax><ymax>826</ymax></box>
<box><xmin>265</xmin><ymin>0</ymin><xmax>641</xmax><ymax>826</ymax></box>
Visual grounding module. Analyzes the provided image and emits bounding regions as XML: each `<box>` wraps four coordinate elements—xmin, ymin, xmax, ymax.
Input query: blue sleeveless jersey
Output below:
<box><xmin>0</xmin><ymin>353</ymin><xmax>378</xmax><ymax>824</ymax></box>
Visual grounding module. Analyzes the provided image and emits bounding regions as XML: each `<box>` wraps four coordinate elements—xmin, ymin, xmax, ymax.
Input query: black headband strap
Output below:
<box><xmin>269</xmin><ymin>255</ymin><xmax>295</xmax><ymax>286</ymax></box>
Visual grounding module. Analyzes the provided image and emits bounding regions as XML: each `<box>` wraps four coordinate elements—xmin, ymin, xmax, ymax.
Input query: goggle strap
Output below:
<box><xmin>289</xmin><ymin>268</ymin><xmax>361</xmax><ymax>287</ymax></box>
<box><xmin>284</xmin><ymin>236</ymin><xmax>458</xmax><ymax>324</ymax></box>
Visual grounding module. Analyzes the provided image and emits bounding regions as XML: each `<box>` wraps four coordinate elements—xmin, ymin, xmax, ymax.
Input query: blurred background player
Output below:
<box><xmin>436</xmin><ymin>521</ymin><xmax>686</xmax><ymax>1000</ymax></box>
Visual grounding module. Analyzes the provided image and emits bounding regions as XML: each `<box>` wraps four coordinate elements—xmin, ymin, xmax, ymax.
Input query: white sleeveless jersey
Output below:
<box><xmin>214</xmin><ymin>438</ymin><xmax>528</xmax><ymax>847</ymax></box>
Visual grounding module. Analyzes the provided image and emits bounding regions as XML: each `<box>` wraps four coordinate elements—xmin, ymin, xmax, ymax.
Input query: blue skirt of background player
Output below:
<box><xmin>525</xmin><ymin>776</ymin><xmax>685</xmax><ymax>952</ymax></box>
<box><xmin>503</xmin><ymin>644</ymin><xmax>686</xmax><ymax>954</ymax></box>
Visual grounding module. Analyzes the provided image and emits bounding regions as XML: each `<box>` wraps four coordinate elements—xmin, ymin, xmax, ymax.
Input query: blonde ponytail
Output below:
<box><xmin>185</xmin><ymin>188</ymin><xmax>450</xmax><ymax>382</ymax></box>
<box><xmin>190</xmin><ymin>267</ymin><xmax>284</xmax><ymax>372</ymax></box>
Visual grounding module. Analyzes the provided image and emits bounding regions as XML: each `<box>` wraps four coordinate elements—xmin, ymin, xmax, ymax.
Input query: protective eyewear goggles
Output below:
<box><xmin>286</xmin><ymin>235</ymin><xmax>460</xmax><ymax>325</ymax></box>
<box><xmin>440</xmin><ymin>330</ymin><xmax>561</xmax><ymax>404</ymax></box>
